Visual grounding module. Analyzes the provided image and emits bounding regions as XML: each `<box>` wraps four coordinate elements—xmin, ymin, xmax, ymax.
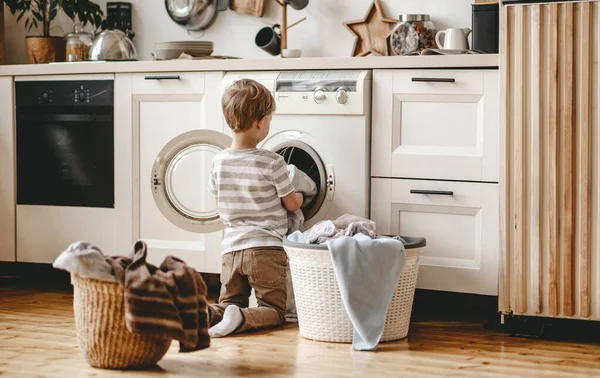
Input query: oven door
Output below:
<box><xmin>16</xmin><ymin>108</ymin><xmax>114</xmax><ymax>208</ymax></box>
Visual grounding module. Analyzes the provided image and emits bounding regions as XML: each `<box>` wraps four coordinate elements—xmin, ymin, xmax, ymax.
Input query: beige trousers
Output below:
<box><xmin>208</xmin><ymin>247</ymin><xmax>287</xmax><ymax>333</ymax></box>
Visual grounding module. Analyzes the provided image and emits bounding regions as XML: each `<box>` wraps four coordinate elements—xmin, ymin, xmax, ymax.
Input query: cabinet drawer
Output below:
<box><xmin>372</xmin><ymin>69</ymin><xmax>499</xmax><ymax>182</ymax></box>
<box><xmin>371</xmin><ymin>178</ymin><xmax>499</xmax><ymax>295</ymax></box>
<box><xmin>132</xmin><ymin>72</ymin><xmax>205</xmax><ymax>94</ymax></box>
<box><xmin>393</xmin><ymin>70</ymin><xmax>484</xmax><ymax>95</ymax></box>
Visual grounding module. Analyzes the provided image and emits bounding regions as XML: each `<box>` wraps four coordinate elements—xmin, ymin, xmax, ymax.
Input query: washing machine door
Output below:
<box><xmin>152</xmin><ymin>130</ymin><xmax>231</xmax><ymax>233</ymax></box>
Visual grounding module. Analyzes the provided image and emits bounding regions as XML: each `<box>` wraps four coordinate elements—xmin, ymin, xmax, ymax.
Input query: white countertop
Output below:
<box><xmin>0</xmin><ymin>54</ymin><xmax>499</xmax><ymax>77</ymax></box>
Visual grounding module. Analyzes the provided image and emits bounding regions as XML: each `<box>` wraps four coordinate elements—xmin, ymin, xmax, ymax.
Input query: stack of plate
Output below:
<box><xmin>155</xmin><ymin>41</ymin><xmax>214</xmax><ymax>60</ymax></box>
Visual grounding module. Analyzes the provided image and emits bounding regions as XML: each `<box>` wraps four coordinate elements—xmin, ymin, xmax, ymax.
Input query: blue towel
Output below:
<box><xmin>326</xmin><ymin>234</ymin><xmax>406</xmax><ymax>351</ymax></box>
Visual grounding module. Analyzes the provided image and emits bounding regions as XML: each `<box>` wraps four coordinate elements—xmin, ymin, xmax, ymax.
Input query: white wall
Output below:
<box><xmin>3</xmin><ymin>0</ymin><xmax>473</xmax><ymax>64</ymax></box>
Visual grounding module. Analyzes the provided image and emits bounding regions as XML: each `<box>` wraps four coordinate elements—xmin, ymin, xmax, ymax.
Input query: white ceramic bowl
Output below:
<box><xmin>281</xmin><ymin>49</ymin><xmax>302</xmax><ymax>58</ymax></box>
<box><xmin>156</xmin><ymin>48</ymin><xmax>213</xmax><ymax>60</ymax></box>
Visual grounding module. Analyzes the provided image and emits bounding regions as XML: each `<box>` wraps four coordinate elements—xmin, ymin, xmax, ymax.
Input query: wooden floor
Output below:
<box><xmin>1</xmin><ymin>288</ymin><xmax>600</xmax><ymax>378</ymax></box>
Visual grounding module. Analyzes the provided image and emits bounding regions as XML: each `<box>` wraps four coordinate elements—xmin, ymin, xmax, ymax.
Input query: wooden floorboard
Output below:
<box><xmin>1</xmin><ymin>288</ymin><xmax>600</xmax><ymax>378</ymax></box>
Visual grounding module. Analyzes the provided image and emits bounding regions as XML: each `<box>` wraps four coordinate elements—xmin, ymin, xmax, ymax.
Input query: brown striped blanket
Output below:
<box><xmin>108</xmin><ymin>241</ymin><xmax>210</xmax><ymax>352</ymax></box>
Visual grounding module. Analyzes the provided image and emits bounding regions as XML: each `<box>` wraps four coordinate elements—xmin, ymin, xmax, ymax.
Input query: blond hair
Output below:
<box><xmin>222</xmin><ymin>78</ymin><xmax>275</xmax><ymax>132</ymax></box>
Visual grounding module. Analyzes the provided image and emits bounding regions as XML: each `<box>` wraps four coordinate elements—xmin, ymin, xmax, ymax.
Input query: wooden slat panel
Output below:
<box><xmin>498</xmin><ymin>4</ymin><xmax>511</xmax><ymax>314</ymax></box>
<box><xmin>559</xmin><ymin>2</ymin><xmax>575</xmax><ymax>317</ymax></box>
<box><xmin>576</xmin><ymin>1</ymin><xmax>592</xmax><ymax>319</ymax></box>
<box><xmin>547</xmin><ymin>3</ymin><xmax>560</xmax><ymax>317</ymax></box>
<box><xmin>530</xmin><ymin>4</ymin><xmax>543</xmax><ymax>315</ymax></box>
<box><xmin>501</xmin><ymin>0</ymin><xmax>598</xmax><ymax>320</ymax></box>
<box><xmin>514</xmin><ymin>5</ymin><xmax>527</xmax><ymax>314</ymax></box>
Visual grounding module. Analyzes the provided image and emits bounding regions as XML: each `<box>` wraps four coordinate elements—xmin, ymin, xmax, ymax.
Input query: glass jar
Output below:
<box><xmin>389</xmin><ymin>14</ymin><xmax>437</xmax><ymax>56</ymax></box>
<box><xmin>65</xmin><ymin>23</ymin><xmax>94</xmax><ymax>62</ymax></box>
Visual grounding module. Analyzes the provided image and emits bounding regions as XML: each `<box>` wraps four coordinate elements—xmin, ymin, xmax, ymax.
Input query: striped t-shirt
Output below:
<box><xmin>208</xmin><ymin>148</ymin><xmax>295</xmax><ymax>254</ymax></box>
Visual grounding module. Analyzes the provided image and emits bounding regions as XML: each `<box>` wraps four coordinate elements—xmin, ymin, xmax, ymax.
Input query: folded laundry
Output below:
<box><xmin>54</xmin><ymin>240</ymin><xmax>210</xmax><ymax>353</ymax></box>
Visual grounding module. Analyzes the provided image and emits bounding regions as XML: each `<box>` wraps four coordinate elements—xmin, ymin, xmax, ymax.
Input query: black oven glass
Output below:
<box><xmin>15</xmin><ymin>80</ymin><xmax>114</xmax><ymax>208</ymax></box>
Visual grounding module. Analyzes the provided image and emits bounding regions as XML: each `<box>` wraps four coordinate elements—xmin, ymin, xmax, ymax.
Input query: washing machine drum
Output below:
<box><xmin>273</xmin><ymin>142</ymin><xmax>327</xmax><ymax>221</ymax></box>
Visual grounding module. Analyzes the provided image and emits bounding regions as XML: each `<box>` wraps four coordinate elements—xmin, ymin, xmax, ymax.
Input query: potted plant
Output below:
<box><xmin>4</xmin><ymin>0</ymin><xmax>103</xmax><ymax>64</ymax></box>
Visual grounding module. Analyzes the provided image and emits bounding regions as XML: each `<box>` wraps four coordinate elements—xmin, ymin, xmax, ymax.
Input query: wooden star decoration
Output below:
<box><xmin>344</xmin><ymin>0</ymin><xmax>397</xmax><ymax>57</ymax></box>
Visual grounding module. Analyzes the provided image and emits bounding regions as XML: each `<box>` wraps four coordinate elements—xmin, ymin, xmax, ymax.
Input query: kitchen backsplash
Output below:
<box><xmin>3</xmin><ymin>0</ymin><xmax>474</xmax><ymax>64</ymax></box>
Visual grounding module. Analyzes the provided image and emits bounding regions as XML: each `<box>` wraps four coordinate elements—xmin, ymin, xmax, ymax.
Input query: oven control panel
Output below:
<box><xmin>15</xmin><ymin>80</ymin><xmax>114</xmax><ymax>107</ymax></box>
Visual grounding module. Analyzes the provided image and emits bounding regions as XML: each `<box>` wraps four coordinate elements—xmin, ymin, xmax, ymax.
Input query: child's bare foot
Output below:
<box><xmin>209</xmin><ymin>305</ymin><xmax>243</xmax><ymax>338</ymax></box>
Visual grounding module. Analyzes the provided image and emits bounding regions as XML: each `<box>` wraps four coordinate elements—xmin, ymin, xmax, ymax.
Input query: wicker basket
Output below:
<box><xmin>71</xmin><ymin>274</ymin><xmax>172</xmax><ymax>369</ymax></box>
<box><xmin>284</xmin><ymin>236</ymin><xmax>425</xmax><ymax>343</ymax></box>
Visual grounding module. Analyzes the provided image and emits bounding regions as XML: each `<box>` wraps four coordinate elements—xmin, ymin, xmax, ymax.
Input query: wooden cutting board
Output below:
<box><xmin>230</xmin><ymin>0</ymin><xmax>266</xmax><ymax>18</ymax></box>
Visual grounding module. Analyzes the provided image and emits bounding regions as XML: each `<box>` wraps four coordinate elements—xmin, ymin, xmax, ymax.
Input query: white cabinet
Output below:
<box><xmin>370</xmin><ymin>68</ymin><xmax>500</xmax><ymax>296</ymax></box>
<box><xmin>371</xmin><ymin>178</ymin><xmax>499</xmax><ymax>295</ymax></box>
<box><xmin>125</xmin><ymin>72</ymin><xmax>225</xmax><ymax>273</ymax></box>
<box><xmin>0</xmin><ymin>77</ymin><xmax>15</xmax><ymax>262</ymax></box>
<box><xmin>372</xmin><ymin>69</ymin><xmax>499</xmax><ymax>183</ymax></box>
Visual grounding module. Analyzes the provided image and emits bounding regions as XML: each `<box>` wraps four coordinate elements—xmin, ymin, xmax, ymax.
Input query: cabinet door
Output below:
<box><xmin>371</xmin><ymin>178</ymin><xmax>499</xmax><ymax>295</ymax></box>
<box><xmin>0</xmin><ymin>77</ymin><xmax>15</xmax><ymax>262</ymax></box>
<box><xmin>372</xmin><ymin>69</ymin><xmax>499</xmax><ymax>182</ymax></box>
<box><xmin>131</xmin><ymin>72</ymin><xmax>225</xmax><ymax>273</ymax></box>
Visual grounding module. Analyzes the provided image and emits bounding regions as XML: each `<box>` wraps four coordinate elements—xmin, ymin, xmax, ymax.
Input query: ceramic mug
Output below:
<box><xmin>255</xmin><ymin>24</ymin><xmax>282</xmax><ymax>56</ymax></box>
<box><xmin>285</xmin><ymin>0</ymin><xmax>309</xmax><ymax>10</ymax></box>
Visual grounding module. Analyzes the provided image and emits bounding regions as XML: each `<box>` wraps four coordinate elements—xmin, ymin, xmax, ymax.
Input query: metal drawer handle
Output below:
<box><xmin>410</xmin><ymin>189</ymin><xmax>454</xmax><ymax>196</ymax></box>
<box><xmin>144</xmin><ymin>75</ymin><xmax>181</xmax><ymax>80</ymax></box>
<box><xmin>411</xmin><ymin>77</ymin><xmax>456</xmax><ymax>83</ymax></box>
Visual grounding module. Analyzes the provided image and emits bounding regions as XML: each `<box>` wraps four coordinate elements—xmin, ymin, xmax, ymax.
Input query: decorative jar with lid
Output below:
<box><xmin>389</xmin><ymin>14</ymin><xmax>437</xmax><ymax>55</ymax></box>
<box><xmin>65</xmin><ymin>23</ymin><xmax>94</xmax><ymax>62</ymax></box>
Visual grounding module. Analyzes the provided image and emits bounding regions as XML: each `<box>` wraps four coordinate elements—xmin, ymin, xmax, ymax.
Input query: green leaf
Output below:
<box><xmin>16</xmin><ymin>11</ymin><xmax>25</xmax><ymax>22</ymax></box>
<box><xmin>62</xmin><ymin>4</ymin><xmax>74</xmax><ymax>20</ymax></box>
<box><xmin>49</xmin><ymin>8</ymin><xmax>57</xmax><ymax>21</ymax></box>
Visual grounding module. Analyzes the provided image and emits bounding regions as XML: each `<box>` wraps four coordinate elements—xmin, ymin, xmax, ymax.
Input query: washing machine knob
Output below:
<box><xmin>313</xmin><ymin>88</ymin><xmax>326</xmax><ymax>104</ymax></box>
<box><xmin>335</xmin><ymin>88</ymin><xmax>349</xmax><ymax>104</ymax></box>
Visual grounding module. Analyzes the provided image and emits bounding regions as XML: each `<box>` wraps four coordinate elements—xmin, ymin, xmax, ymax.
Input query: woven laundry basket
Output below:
<box><xmin>284</xmin><ymin>236</ymin><xmax>425</xmax><ymax>343</ymax></box>
<box><xmin>71</xmin><ymin>274</ymin><xmax>172</xmax><ymax>369</ymax></box>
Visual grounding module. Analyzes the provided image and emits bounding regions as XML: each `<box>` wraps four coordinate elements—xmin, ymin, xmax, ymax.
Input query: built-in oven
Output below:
<box><xmin>15</xmin><ymin>80</ymin><xmax>114</xmax><ymax>208</ymax></box>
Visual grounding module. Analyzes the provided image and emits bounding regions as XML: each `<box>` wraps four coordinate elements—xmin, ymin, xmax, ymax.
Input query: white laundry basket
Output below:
<box><xmin>284</xmin><ymin>236</ymin><xmax>425</xmax><ymax>343</ymax></box>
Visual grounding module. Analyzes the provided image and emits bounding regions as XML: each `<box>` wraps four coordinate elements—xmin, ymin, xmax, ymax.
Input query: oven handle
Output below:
<box><xmin>411</xmin><ymin>77</ymin><xmax>456</xmax><ymax>83</ymax></box>
<box><xmin>17</xmin><ymin>114</ymin><xmax>112</xmax><ymax>123</ymax></box>
<box><xmin>144</xmin><ymin>75</ymin><xmax>181</xmax><ymax>80</ymax></box>
<box><xmin>410</xmin><ymin>189</ymin><xmax>454</xmax><ymax>196</ymax></box>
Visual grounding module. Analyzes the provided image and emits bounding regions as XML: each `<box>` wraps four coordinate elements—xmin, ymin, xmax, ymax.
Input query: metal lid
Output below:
<box><xmin>399</xmin><ymin>14</ymin><xmax>431</xmax><ymax>22</ymax></box>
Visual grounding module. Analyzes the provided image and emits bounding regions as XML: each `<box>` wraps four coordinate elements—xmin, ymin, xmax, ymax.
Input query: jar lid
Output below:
<box><xmin>399</xmin><ymin>14</ymin><xmax>431</xmax><ymax>22</ymax></box>
<box><xmin>66</xmin><ymin>23</ymin><xmax>93</xmax><ymax>38</ymax></box>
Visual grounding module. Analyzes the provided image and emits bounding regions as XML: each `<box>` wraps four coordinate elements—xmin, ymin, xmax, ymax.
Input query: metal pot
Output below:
<box><xmin>89</xmin><ymin>28</ymin><xmax>137</xmax><ymax>61</ymax></box>
<box><xmin>165</xmin><ymin>0</ymin><xmax>229</xmax><ymax>32</ymax></box>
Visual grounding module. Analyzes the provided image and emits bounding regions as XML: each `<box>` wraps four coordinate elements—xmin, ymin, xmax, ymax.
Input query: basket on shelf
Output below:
<box><xmin>71</xmin><ymin>274</ymin><xmax>172</xmax><ymax>369</ymax></box>
<box><xmin>284</xmin><ymin>236</ymin><xmax>425</xmax><ymax>343</ymax></box>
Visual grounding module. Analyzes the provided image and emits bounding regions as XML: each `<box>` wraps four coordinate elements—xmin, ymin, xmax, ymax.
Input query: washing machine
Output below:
<box><xmin>222</xmin><ymin>70</ymin><xmax>372</xmax><ymax>229</ymax></box>
<box><xmin>142</xmin><ymin>70</ymin><xmax>371</xmax><ymax>274</ymax></box>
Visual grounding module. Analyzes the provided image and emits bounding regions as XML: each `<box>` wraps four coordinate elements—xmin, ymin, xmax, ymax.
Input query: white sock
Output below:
<box><xmin>209</xmin><ymin>305</ymin><xmax>243</xmax><ymax>338</ymax></box>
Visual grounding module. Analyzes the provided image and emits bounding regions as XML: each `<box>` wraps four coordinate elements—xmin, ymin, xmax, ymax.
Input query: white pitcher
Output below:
<box><xmin>435</xmin><ymin>28</ymin><xmax>471</xmax><ymax>50</ymax></box>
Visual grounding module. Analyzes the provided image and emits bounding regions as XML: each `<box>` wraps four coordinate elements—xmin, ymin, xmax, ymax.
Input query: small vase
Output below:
<box><xmin>25</xmin><ymin>36</ymin><xmax>66</xmax><ymax>64</ymax></box>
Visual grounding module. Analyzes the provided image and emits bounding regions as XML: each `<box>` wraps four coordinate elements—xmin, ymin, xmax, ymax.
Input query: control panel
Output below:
<box><xmin>15</xmin><ymin>80</ymin><xmax>114</xmax><ymax>107</ymax></box>
<box><xmin>222</xmin><ymin>70</ymin><xmax>371</xmax><ymax>116</ymax></box>
<box><xmin>275</xmin><ymin>70</ymin><xmax>370</xmax><ymax>115</ymax></box>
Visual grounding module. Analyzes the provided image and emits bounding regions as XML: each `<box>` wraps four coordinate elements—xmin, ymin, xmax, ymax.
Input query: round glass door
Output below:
<box><xmin>165</xmin><ymin>143</ymin><xmax>221</xmax><ymax>221</ymax></box>
<box><xmin>152</xmin><ymin>130</ymin><xmax>231</xmax><ymax>233</ymax></box>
